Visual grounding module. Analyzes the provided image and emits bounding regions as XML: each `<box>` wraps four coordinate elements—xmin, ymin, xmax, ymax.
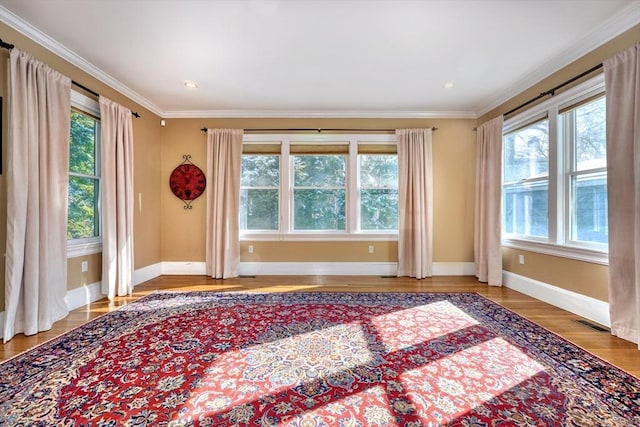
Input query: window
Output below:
<box><xmin>68</xmin><ymin>91</ymin><xmax>101</xmax><ymax>256</ymax></box>
<box><xmin>359</xmin><ymin>154</ymin><xmax>398</xmax><ymax>230</ymax></box>
<box><xmin>240</xmin><ymin>154</ymin><xmax>280</xmax><ymax>231</ymax></box>
<box><xmin>240</xmin><ymin>134</ymin><xmax>398</xmax><ymax>240</ymax></box>
<box><xmin>502</xmin><ymin>75</ymin><xmax>607</xmax><ymax>263</ymax></box>
<box><xmin>293</xmin><ymin>154</ymin><xmax>346</xmax><ymax>231</ymax></box>
<box><xmin>503</xmin><ymin>118</ymin><xmax>549</xmax><ymax>238</ymax></box>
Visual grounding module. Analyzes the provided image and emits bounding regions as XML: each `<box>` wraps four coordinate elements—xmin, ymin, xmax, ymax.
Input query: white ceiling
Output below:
<box><xmin>0</xmin><ymin>0</ymin><xmax>638</xmax><ymax>118</ymax></box>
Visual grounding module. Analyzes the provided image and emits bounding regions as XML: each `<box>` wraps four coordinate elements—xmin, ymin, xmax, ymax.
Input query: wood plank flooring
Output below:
<box><xmin>1</xmin><ymin>275</ymin><xmax>639</xmax><ymax>377</ymax></box>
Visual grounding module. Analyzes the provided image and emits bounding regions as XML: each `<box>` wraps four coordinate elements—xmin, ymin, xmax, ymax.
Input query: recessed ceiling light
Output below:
<box><xmin>443</xmin><ymin>81</ymin><xmax>455</xmax><ymax>89</ymax></box>
<box><xmin>184</xmin><ymin>80</ymin><xmax>198</xmax><ymax>88</ymax></box>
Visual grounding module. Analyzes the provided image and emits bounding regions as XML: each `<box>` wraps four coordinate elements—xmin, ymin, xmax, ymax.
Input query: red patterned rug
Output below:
<box><xmin>1</xmin><ymin>291</ymin><xmax>638</xmax><ymax>426</ymax></box>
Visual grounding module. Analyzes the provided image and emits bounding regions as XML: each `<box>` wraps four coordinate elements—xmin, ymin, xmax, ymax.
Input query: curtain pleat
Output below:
<box><xmin>99</xmin><ymin>97</ymin><xmax>134</xmax><ymax>300</ymax></box>
<box><xmin>4</xmin><ymin>49</ymin><xmax>71</xmax><ymax>342</ymax></box>
<box><xmin>206</xmin><ymin>129</ymin><xmax>243</xmax><ymax>278</ymax></box>
<box><xmin>396</xmin><ymin>128</ymin><xmax>433</xmax><ymax>279</ymax></box>
<box><xmin>604</xmin><ymin>43</ymin><xmax>640</xmax><ymax>347</ymax></box>
<box><xmin>474</xmin><ymin>116</ymin><xmax>504</xmax><ymax>286</ymax></box>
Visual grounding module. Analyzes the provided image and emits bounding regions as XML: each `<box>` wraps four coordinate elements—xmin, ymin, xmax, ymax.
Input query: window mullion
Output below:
<box><xmin>548</xmin><ymin>105</ymin><xmax>560</xmax><ymax>244</ymax></box>
<box><xmin>281</xmin><ymin>138</ymin><xmax>290</xmax><ymax>236</ymax></box>
<box><xmin>348</xmin><ymin>139</ymin><xmax>358</xmax><ymax>233</ymax></box>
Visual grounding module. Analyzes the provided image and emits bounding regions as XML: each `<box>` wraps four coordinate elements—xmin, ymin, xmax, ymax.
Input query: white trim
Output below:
<box><xmin>158</xmin><ymin>261</ymin><xmax>475</xmax><ymax>276</ymax></box>
<box><xmin>64</xmin><ymin>281</ymin><xmax>103</xmax><ymax>312</ymax></box>
<box><xmin>239</xmin><ymin>262</ymin><xmax>398</xmax><ymax>276</ymax></box>
<box><xmin>0</xmin><ymin>313</ymin><xmax>3</xmax><ymax>340</ymax></box>
<box><xmin>0</xmin><ymin>6</ymin><xmax>162</xmax><ymax>117</ymax></box>
<box><xmin>503</xmin><ymin>271</ymin><xmax>610</xmax><ymax>327</ymax></box>
<box><xmin>134</xmin><ymin>262</ymin><xmax>162</xmax><ymax>286</ymax></box>
<box><xmin>432</xmin><ymin>262</ymin><xmax>476</xmax><ymax>276</ymax></box>
<box><xmin>161</xmin><ymin>109</ymin><xmax>477</xmax><ymax>119</ymax></box>
<box><xmin>502</xmin><ymin>239</ymin><xmax>608</xmax><ymax>265</ymax></box>
<box><xmin>476</xmin><ymin>1</ymin><xmax>640</xmax><ymax>117</ymax></box>
<box><xmin>161</xmin><ymin>262</ymin><xmax>207</xmax><ymax>275</ymax></box>
<box><xmin>67</xmin><ymin>240</ymin><xmax>102</xmax><ymax>258</ymax></box>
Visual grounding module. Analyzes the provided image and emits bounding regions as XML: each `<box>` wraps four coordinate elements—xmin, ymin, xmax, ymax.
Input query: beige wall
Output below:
<box><xmin>0</xmin><ymin>22</ymin><xmax>162</xmax><ymax>309</ymax></box>
<box><xmin>161</xmin><ymin>118</ymin><xmax>477</xmax><ymax>263</ymax></box>
<box><xmin>480</xmin><ymin>24</ymin><xmax>640</xmax><ymax>303</ymax></box>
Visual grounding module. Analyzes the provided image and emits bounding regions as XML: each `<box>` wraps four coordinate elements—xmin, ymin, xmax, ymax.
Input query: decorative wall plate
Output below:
<box><xmin>170</xmin><ymin>154</ymin><xmax>206</xmax><ymax>209</ymax></box>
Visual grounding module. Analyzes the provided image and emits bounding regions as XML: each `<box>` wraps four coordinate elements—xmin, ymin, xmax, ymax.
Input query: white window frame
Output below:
<box><xmin>502</xmin><ymin>74</ymin><xmax>608</xmax><ymax>265</ymax></box>
<box><xmin>241</xmin><ymin>133</ymin><xmax>398</xmax><ymax>241</ymax></box>
<box><xmin>68</xmin><ymin>90</ymin><xmax>102</xmax><ymax>257</ymax></box>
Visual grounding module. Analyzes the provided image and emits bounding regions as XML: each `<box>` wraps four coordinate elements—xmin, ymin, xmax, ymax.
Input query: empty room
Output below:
<box><xmin>0</xmin><ymin>0</ymin><xmax>639</xmax><ymax>425</ymax></box>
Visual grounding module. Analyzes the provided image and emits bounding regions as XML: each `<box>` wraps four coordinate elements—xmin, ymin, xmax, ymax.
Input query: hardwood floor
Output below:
<box><xmin>1</xmin><ymin>275</ymin><xmax>639</xmax><ymax>377</ymax></box>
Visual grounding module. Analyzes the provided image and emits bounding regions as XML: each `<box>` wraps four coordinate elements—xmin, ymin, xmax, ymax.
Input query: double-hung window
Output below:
<box><xmin>68</xmin><ymin>91</ymin><xmax>101</xmax><ymax>256</ymax></box>
<box><xmin>240</xmin><ymin>134</ymin><xmax>398</xmax><ymax>240</ymax></box>
<box><xmin>502</xmin><ymin>75</ymin><xmax>607</xmax><ymax>263</ymax></box>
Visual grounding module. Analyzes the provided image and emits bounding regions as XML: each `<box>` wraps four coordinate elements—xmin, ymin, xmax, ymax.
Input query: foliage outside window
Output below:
<box><xmin>239</xmin><ymin>134</ymin><xmax>398</xmax><ymax>239</ymax></box>
<box><xmin>293</xmin><ymin>155</ymin><xmax>346</xmax><ymax>231</ymax></box>
<box><xmin>502</xmin><ymin>75</ymin><xmax>607</xmax><ymax>263</ymax></box>
<box><xmin>240</xmin><ymin>155</ymin><xmax>279</xmax><ymax>231</ymax></box>
<box><xmin>68</xmin><ymin>109</ymin><xmax>100</xmax><ymax>240</ymax></box>
<box><xmin>359</xmin><ymin>155</ymin><xmax>398</xmax><ymax>230</ymax></box>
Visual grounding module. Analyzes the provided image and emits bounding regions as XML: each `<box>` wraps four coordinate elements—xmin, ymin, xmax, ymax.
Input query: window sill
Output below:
<box><xmin>68</xmin><ymin>239</ymin><xmax>102</xmax><ymax>258</ymax></box>
<box><xmin>502</xmin><ymin>238</ymin><xmax>608</xmax><ymax>265</ymax></box>
<box><xmin>240</xmin><ymin>232</ymin><xmax>398</xmax><ymax>242</ymax></box>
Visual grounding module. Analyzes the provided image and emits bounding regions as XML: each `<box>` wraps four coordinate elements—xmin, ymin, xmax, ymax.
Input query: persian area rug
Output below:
<box><xmin>1</xmin><ymin>292</ymin><xmax>639</xmax><ymax>426</ymax></box>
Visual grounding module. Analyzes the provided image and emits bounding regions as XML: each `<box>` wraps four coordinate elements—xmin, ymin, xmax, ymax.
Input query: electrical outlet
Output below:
<box><xmin>81</xmin><ymin>261</ymin><xmax>89</xmax><ymax>272</ymax></box>
<box><xmin>518</xmin><ymin>254</ymin><xmax>525</xmax><ymax>265</ymax></box>
<box><xmin>248</xmin><ymin>245</ymin><xmax>254</xmax><ymax>254</ymax></box>
<box><xmin>368</xmin><ymin>245</ymin><xmax>374</xmax><ymax>254</ymax></box>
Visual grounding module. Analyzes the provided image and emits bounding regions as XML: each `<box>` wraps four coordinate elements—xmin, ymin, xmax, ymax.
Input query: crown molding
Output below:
<box><xmin>475</xmin><ymin>1</ymin><xmax>640</xmax><ymax>118</ymax></box>
<box><xmin>0</xmin><ymin>6</ymin><xmax>164</xmax><ymax>117</ymax></box>
<box><xmin>160</xmin><ymin>109</ymin><xmax>477</xmax><ymax>119</ymax></box>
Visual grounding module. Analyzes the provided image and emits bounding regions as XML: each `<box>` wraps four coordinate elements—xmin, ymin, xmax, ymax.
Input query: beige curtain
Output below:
<box><xmin>206</xmin><ymin>129</ymin><xmax>243</xmax><ymax>278</ymax></box>
<box><xmin>604</xmin><ymin>43</ymin><xmax>640</xmax><ymax>347</ymax></box>
<box><xmin>396</xmin><ymin>128</ymin><xmax>433</xmax><ymax>279</ymax></box>
<box><xmin>474</xmin><ymin>116</ymin><xmax>504</xmax><ymax>286</ymax></box>
<box><xmin>100</xmin><ymin>96</ymin><xmax>134</xmax><ymax>300</ymax></box>
<box><xmin>4</xmin><ymin>49</ymin><xmax>71</xmax><ymax>342</ymax></box>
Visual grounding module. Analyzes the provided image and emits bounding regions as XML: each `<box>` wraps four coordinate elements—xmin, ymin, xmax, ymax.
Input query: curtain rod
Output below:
<box><xmin>504</xmin><ymin>63</ymin><xmax>603</xmax><ymax>117</ymax></box>
<box><xmin>0</xmin><ymin>37</ymin><xmax>140</xmax><ymax>119</ymax></box>
<box><xmin>200</xmin><ymin>127</ymin><xmax>438</xmax><ymax>133</ymax></box>
<box><xmin>71</xmin><ymin>81</ymin><xmax>140</xmax><ymax>118</ymax></box>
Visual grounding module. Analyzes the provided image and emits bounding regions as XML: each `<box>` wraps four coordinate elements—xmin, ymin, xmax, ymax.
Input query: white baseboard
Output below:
<box><xmin>161</xmin><ymin>261</ymin><xmax>207</xmax><ymax>275</ymax></box>
<box><xmin>158</xmin><ymin>261</ymin><xmax>475</xmax><ymax>276</ymax></box>
<box><xmin>433</xmin><ymin>262</ymin><xmax>475</xmax><ymax>276</ymax></box>
<box><xmin>134</xmin><ymin>262</ymin><xmax>162</xmax><ymax>286</ymax></box>
<box><xmin>65</xmin><ymin>281</ymin><xmax>103</xmax><ymax>312</ymax></box>
<box><xmin>239</xmin><ymin>262</ymin><xmax>398</xmax><ymax>276</ymax></box>
<box><xmin>503</xmin><ymin>271</ymin><xmax>610</xmax><ymax>327</ymax></box>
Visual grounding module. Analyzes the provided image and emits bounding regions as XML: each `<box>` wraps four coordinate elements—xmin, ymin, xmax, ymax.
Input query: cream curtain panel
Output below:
<box><xmin>474</xmin><ymin>116</ymin><xmax>504</xmax><ymax>286</ymax></box>
<box><xmin>100</xmin><ymin>96</ymin><xmax>134</xmax><ymax>300</ymax></box>
<box><xmin>4</xmin><ymin>49</ymin><xmax>71</xmax><ymax>342</ymax></box>
<box><xmin>206</xmin><ymin>129</ymin><xmax>243</xmax><ymax>278</ymax></box>
<box><xmin>396</xmin><ymin>128</ymin><xmax>433</xmax><ymax>279</ymax></box>
<box><xmin>604</xmin><ymin>43</ymin><xmax>640</xmax><ymax>347</ymax></box>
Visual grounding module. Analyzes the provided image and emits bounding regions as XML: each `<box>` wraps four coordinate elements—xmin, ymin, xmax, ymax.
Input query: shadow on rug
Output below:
<box><xmin>1</xmin><ymin>291</ymin><xmax>638</xmax><ymax>426</ymax></box>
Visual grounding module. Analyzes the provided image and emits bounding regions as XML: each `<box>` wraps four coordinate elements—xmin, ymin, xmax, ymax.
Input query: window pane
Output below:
<box><xmin>68</xmin><ymin>176</ymin><xmax>99</xmax><ymax>239</ymax></box>
<box><xmin>573</xmin><ymin>97</ymin><xmax>606</xmax><ymax>171</ymax></box>
<box><xmin>240</xmin><ymin>189</ymin><xmax>279</xmax><ymax>230</ymax></box>
<box><xmin>571</xmin><ymin>172</ymin><xmax>608</xmax><ymax>243</ymax></box>
<box><xmin>503</xmin><ymin>120</ymin><xmax>549</xmax><ymax>183</ymax></box>
<box><xmin>70</xmin><ymin>111</ymin><xmax>97</xmax><ymax>175</ymax></box>
<box><xmin>361</xmin><ymin>189</ymin><xmax>398</xmax><ymax>230</ymax></box>
<box><xmin>241</xmin><ymin>155</ymin><xmax>279</xmax><ymax>187</ymax></box>
<box><xmin>359</xmin><ymin>155</ymin><xmax>397</xmax><ymax>187</ymax></box>
<box><xmin>294</xmin><ymin>189</ymin><xmax>345</xmax><ymax>230</ymax></box>
<box><xmin>359</xmin><ymin>155</ymin><xmax>398</xmax><ymax>231</ymax></box>
<box><xmin>294</xmin><ymin>155</ymin><xmax>345</xmax><ymax>187</ymax></box>
<box><xmin>503</xmin><ymin>181</ymin><xmax>548</xmax><ymax>238</ymax></box>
